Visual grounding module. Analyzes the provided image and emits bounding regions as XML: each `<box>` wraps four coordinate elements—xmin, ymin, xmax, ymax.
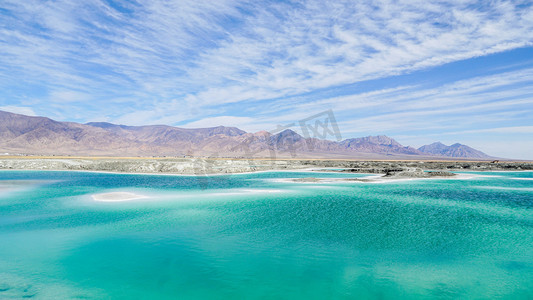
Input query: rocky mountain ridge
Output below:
<box><xmin>0</xmin><ymin>110</ymin><xmax>493</xmax><ymax>159</ymax></box>
<box><xmin>418</xmin><ymin>142</ymin><xmax>489</xmax><ymax>159</ymax></box>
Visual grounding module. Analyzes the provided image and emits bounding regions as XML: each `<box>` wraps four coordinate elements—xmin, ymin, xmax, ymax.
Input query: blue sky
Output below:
<box><xmin>1</xmin><ymin>0</ymin><xmax>532</xmax><ymax>159</ymax></box>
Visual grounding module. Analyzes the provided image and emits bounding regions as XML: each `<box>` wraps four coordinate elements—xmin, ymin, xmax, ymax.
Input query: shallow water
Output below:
<box><xmin>0</xmin><ymin>170</ymin><xmax>532</xmax><ymax>299</ymax></box>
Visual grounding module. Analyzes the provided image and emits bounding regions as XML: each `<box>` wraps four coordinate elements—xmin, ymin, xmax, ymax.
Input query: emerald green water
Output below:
<box><xmin>0</xmin><ymin>170</ymin><xmax>532</xmax><ymax>299</ymax></box>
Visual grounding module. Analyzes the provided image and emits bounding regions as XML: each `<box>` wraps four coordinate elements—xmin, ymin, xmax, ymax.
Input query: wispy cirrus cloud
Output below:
<box><xmin>0</xmin><ymin>0</ymin><xmax>533</xmax><ymax>158</ymax></box>
<box><xmin>2</xmin><ymin>1</ymin><xmax>532</xmax><ymax>114</ymax></box>
<box><xmin>183</xmin><ymin>0</ymin><xmax>533</xmax><ymax>104</ymax></box>
<box><xmin>0</xmin><ymin>106</ymin><xmax>36</xmax><ymax>116</ymax></box>
<box><xmin>335</xmin><ymin>68</ymin><xmax>533</xmax><ymax>133</ymax></box>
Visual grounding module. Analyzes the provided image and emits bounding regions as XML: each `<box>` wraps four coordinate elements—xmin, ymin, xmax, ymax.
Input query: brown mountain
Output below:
<box><xmin>0</xmin><ymin>110</ymin><xmax>493</xmax><ymax>159</ymax></box>
<box><xmin>339</xmin><ymin>135</ymin><xmax>422</xmax><ymax>155</ymax></box>
<box><xmin>0</xmin><ymin>110</ymin><xmax>146</xmax><ymax>155</ymax></box>
<box><xmin>418</xmin><ymin>142</ymin><xmax>491</xmax><ymax>159</ymax></box>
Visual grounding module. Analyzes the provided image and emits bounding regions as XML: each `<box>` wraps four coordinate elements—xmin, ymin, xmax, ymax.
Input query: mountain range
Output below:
<box><xmin>0</xmin><ymin>110</ymin><xmax>493</xmax><ymax>159</ymax></box>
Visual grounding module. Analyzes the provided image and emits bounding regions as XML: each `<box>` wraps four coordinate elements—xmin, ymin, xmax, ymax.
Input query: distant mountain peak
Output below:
<box><xmin>271</xmin><ymin>129</ymin><xmax>303</xmax><ymax>141</ymax></box>
<box><xmin>418</xmin><ymin>142</ymin><xmax>491</xmax><ymax>158</ymax></box>
<box><xmin>277</xmin><ymin>129</ymin><xmax>300</xmax><ymax>135</ymax></box>
<box><xmin>342</xmin><ymin>135</ymin><xmax>402</xmax><ymax>147</ymax></box>
<box><xmin>0</xmin><ymin>110</ymin><xmax>495</xmax><ymax>159</ymax></box>
<box><xmin>430</xmin><ymin>141</ymin><xmax>446</xmax><ymax>146</ymax></box>
<box><xmin>337</xmin><ymin>135</ymin><xmax>421</xmax><ymax>155</ymax></box>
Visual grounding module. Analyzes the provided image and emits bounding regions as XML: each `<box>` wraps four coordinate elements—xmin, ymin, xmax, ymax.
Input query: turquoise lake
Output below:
<box><xmin>0</xmin><ymin>170</ymin><xmax>532</xmax><ymax>299</ymax></box>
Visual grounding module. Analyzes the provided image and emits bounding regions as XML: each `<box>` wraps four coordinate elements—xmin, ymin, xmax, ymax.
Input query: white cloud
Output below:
<box><xmin>48</xmin><ymin>90</ymin><xmax>91</xmax><ymax>103</ymax></box>
<box><xmin>0</xmin><ymin>106</ymin><xmax>36</xmax><ymax>116</ymax></box>
<box><xmin>181</xmin><ymin>0</ymin><xmax>533</xmax><ymax>106</ymax></box>
<box><xmin>1</xmin><ymin>0</ymin><xmax>533</xmax><ymax>157</ymax></box>
<box><xmin>460</xmin><ymin>126</ymin><xmax>533</xmax><ymax>134</ymax></box>
<box><xmin>467</xmin><ymin>140</ymin><xmax>533</xmax><ymax>160</ymax></box>
<box><xmin>319</xmin><ymin>67</ymin><xmax>533</xmax><ymax>134</ymax></box>
<box><xmin>183</xmin><ymin>116</ymin><xmax>255</xmax><ymax>129</ymax></box>
<box><xmin>2</xmin><ymin>0</ymin><xmax>533</xmax><ymax>115</ymax></box>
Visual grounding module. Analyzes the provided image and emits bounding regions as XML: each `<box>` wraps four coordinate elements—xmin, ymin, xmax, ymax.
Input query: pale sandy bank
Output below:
<box><xmin>91</xmin><ymin>192</ymin><xmax>148</xmax><ymax>202</ymax></box>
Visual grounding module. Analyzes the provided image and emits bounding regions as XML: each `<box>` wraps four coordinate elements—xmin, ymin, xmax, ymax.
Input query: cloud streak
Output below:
<box><xmin>0</xmin><ymin>0</ymin><xmax>532</xmax><ymax>157</ymax></box>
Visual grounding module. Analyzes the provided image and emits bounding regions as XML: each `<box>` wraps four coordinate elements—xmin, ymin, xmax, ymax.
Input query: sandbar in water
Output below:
<box><xmin>91</xmin><ymin>192</ymin><xmax>148</xmax><ymax>202</ymax></box>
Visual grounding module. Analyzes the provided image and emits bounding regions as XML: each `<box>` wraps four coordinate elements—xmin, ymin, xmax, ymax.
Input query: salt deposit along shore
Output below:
<box><xmin>285</xmin><ymin>172</ymin><xmax>479</xmax><ymax>184</ymax></box>
<box><xmin>0</xmin><ymin>157</ymin><xmax>532</xmax><ymax>175</ymax></box>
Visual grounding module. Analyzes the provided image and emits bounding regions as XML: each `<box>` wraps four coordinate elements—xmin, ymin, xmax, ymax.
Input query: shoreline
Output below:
<box><xmin>274</xmin><ymin>172</ymin><xmax>496</xmax><ymax>184</ymax></box>
<box><xmin>0</xmin><ymin>167</ymin><xmax>333</xmax><ymax>177</ymax></box>
<box><xmin>1</xmin><ymin>155</ymin><xmax>531</xmax><ymax>163</ymax></box>
<box><xmin>2</xmin><ymin>167</ymin><xmax>530</xmax><ymax>177</ymax></box>
<box><xmin>1</xmin><ymin>158</ymin><xmax>533</xmax><ymax>176</ymax></box>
